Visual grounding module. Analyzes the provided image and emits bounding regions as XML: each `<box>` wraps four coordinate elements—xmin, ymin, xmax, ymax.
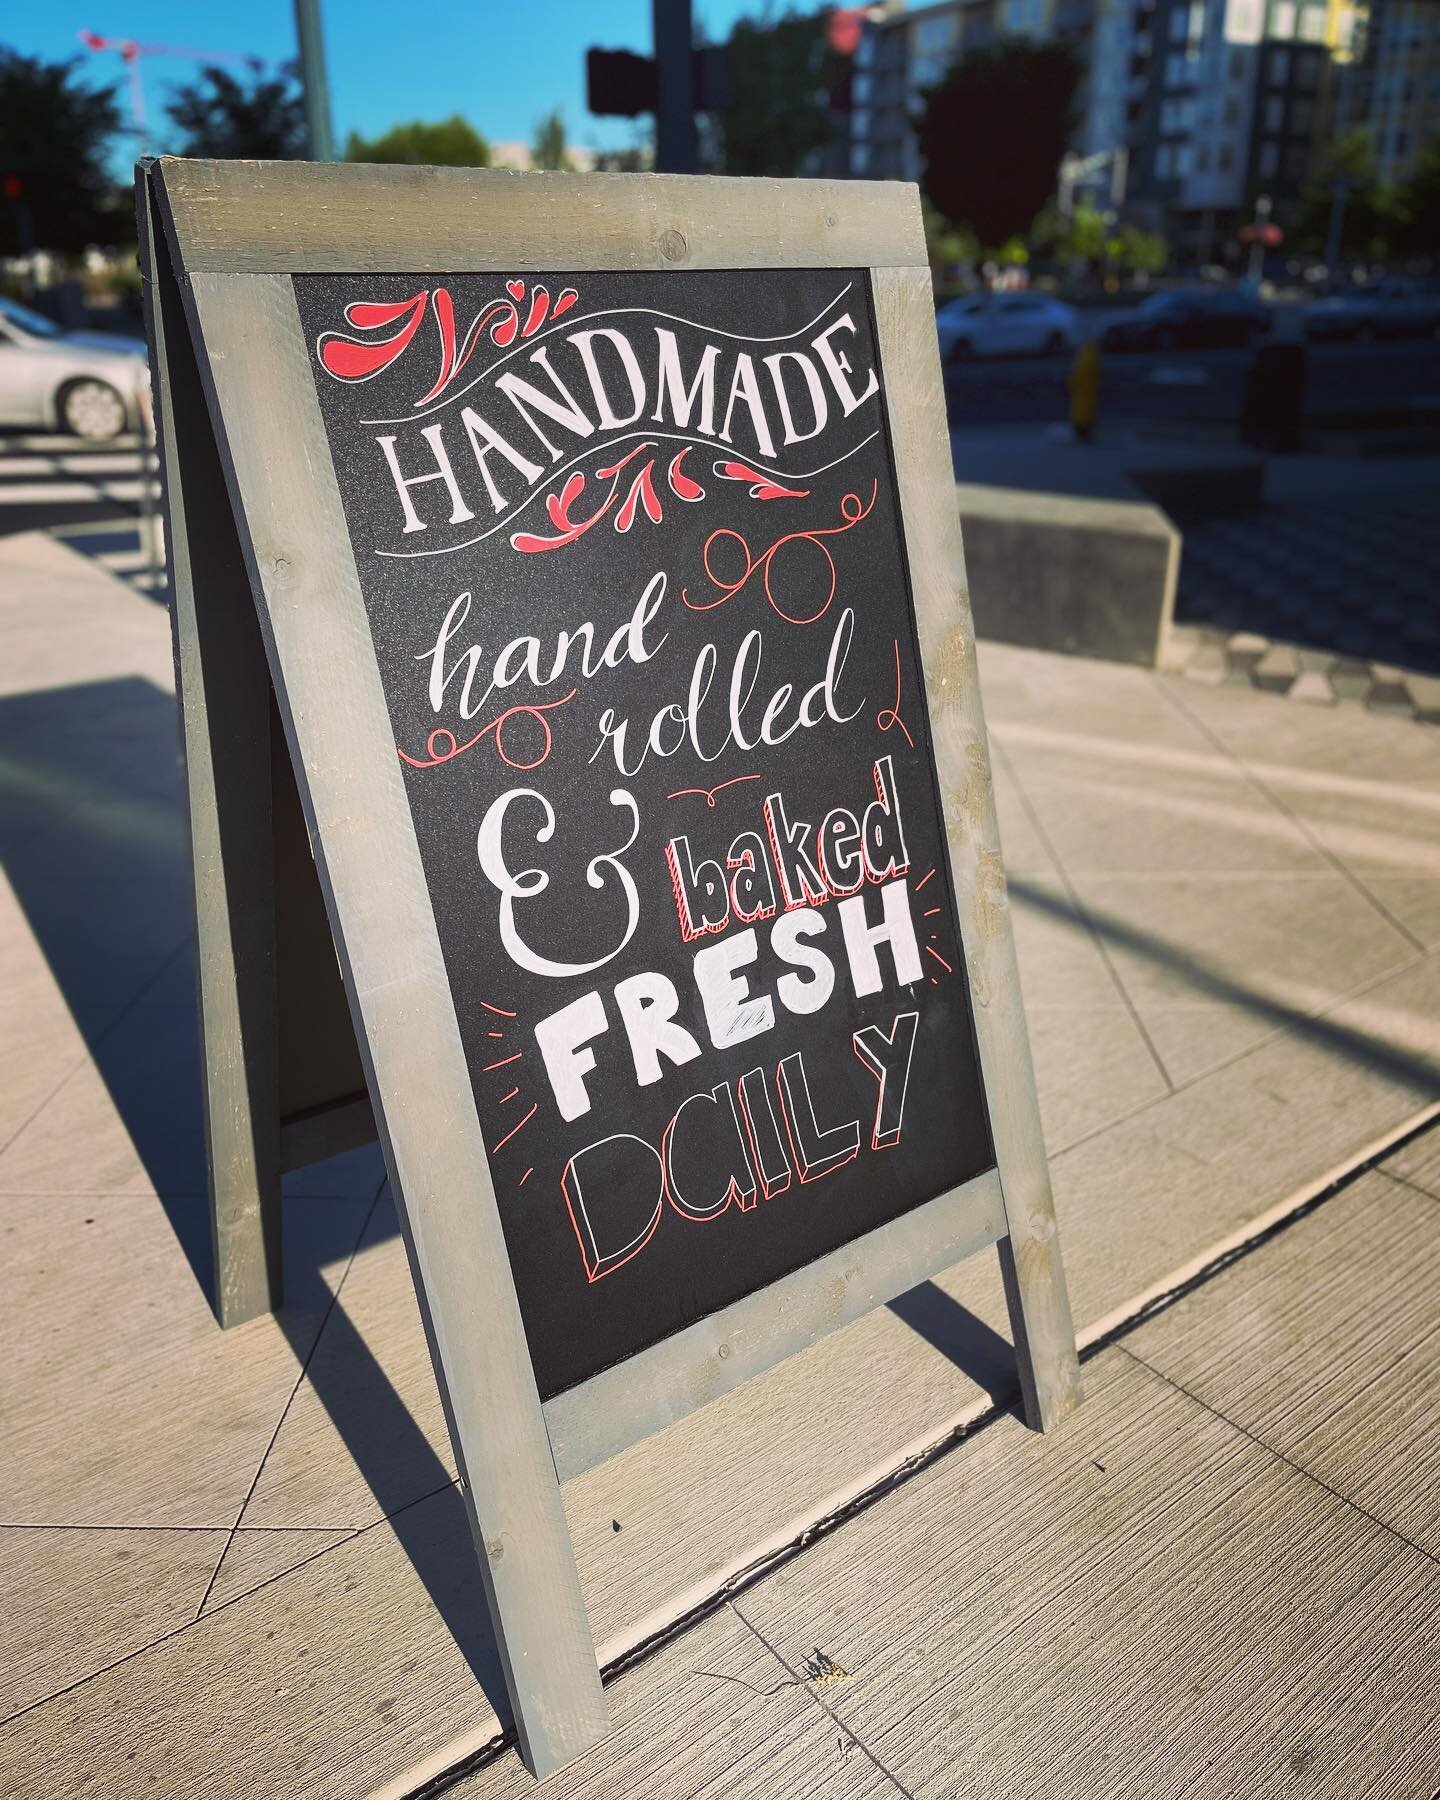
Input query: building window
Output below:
<box><xmin>1265</xmin><ymin>94</ymin><xmax>1285</xmax><ymax>128</ymax></box>
<box><xmin>1224</xmin><ymin>95</ymin><xmax>1241</xmax><ymax>123</ymax></box>
<box><xmin>914</xmin><ymin>16</ymin><xmax>956</xmax><ymax>53</ymax></box>
<box><xmin>1196</xmin><ymin>143</ymin><xmax>1212</xmax><ymax>168</ymax></box>
<box><xmin>1219</xmin><ymin>142</ymin><xmax>1235</xmax><ymax>169</ymax></box>
<box><xmin>1270</xmin><ymin>47</ymin><xmax>1290</xmax><ymax>81</ymax></box>
<box><xmin>1271</xmin><ymin>0</ymin><xmax>1296</xmax><ymax>35</ymax></box>
<box><xmin>1285</xmin><ymin>144</ymin><xmax>1307</xmax><ymax>177</ymax></box>
<box><xmin>1292</xmin><ymin>97</ymin><xmax>1313</xmax><ymax>130</ymax></box>
<box><xmin>1170</xmin><ymin>3</ymin><xmax>1190</xmax><ymax>37</ymax></box>
<box><xmin>1259</xmin><ymin>139</ymin><xmax>1279</xmax><ymax>174</ymax></box>
<box><xmin>1230</xmin><ymin>49</ymin><xmax>1247</xmax><ymax>78</ymax></box>
<box><xmin>1156</xmin><ymin>143</ymin><xmax>1175</xmax><ymax>175</ymax></box>
<box><xmin>1295</xmin><ymin>52</ymin><xmax>1319</xmax><ymax>85</ymax></box>
<box><xmin>1175</xmin><ymin>142</ymin><xmax>1193</xmax><ymax>174</ymax></box>
<box><xmin>1299</xmin><ymin>5</ymin><xmax>1326</xmax><ymax>36</ymax></box>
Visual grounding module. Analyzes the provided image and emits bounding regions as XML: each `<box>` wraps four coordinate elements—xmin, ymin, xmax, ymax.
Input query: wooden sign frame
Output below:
<box><xmin>140</xmin><ymin>157</ymin><xmax>1081</xmax><ymax>1779</ymax></box>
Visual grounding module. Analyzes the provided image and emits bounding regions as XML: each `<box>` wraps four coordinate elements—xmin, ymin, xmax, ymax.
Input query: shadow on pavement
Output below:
<box><xmin>7</xmin><ymin>673</ymin><xmax>1434</xmax><ymax>1700</ymax></box>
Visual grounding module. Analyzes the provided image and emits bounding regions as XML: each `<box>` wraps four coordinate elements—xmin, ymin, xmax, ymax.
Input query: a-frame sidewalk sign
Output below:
<box><xmin>139</xmin><ymin>155</ymin><xmax>1081</xmax><ymax>1780</ymax></box>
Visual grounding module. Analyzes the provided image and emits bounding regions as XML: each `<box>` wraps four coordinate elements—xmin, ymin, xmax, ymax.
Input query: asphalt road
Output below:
<box><xmin>944</xmin><ymin>334</ymin><xmax>1440</xmax><ymax>430</ymax></box>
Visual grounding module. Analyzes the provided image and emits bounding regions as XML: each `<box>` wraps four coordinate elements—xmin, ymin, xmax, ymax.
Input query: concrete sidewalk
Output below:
<box><xmin>1</xmin><ymin>532</ymin><xmax>1437</xmax><ymax>1797</ymax></box>
<box><xmin>444</xmin><ymin>1133</ymin><xmax>1440</xmax><ymax>1798</ymax></box>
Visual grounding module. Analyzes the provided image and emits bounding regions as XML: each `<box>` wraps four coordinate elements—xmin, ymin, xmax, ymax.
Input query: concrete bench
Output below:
<box><xmin>958</xmin><ymin>482</ymin><xmax>1179</xmax><ymax>670</ymax></box>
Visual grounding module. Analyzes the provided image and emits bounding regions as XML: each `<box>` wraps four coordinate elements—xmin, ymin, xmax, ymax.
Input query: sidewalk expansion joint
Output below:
<box><xmin>1114</xmin><ymin>1342</ymin><xmax>1440</xmax><ymax>1571</ymax></box>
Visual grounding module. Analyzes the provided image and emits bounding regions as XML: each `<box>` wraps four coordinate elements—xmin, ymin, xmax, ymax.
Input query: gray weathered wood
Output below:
<box><xmin>153</xmin><ymin>158</ymin><xmax>926</xmax><ymax>275</ymax></box>
<box><xmin>870</xmin><ymin>264</ymin><xmax>1083</xmax><ymax>1432</ymax></box>
<box><xmin>545</xmin><ymin>1169</ymin><xmax>1007</xmax><ymax>1481</ymax></box>
<box><xmin>175</xmin><ymin>259</ymin><xmax>607</xmax><ymax>1777</ymax></box>
<box><xmin>139</xmin><ymin>164</ymin><xmax>282</xmax><ymax>1326</ymax></box>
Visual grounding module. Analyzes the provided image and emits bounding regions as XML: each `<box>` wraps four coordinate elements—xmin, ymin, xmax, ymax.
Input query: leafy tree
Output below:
<box><xmin>593</xmin><ymin>145</ymin><xmax>650</xmax><ymax>173</ymax></box>
<box><xmin>715</xmin><ymin>11</ymin><xmax>837</xmax><ymax>177</ymax></box>
<box><xmin>165</xmin><ymin>63</ymin><xmax>307</xmax><ymax>160</ymax></box>
<box><xmin>1292</xmin><ymin>129</ymin><xmax>1405</xmax><ymax>262</ymax></box>
<box><xmin>0</xmin><ymin>51</ymin><xmax>123</xmax><ymax>253</ymax></box>
<box><xmin>922</xmin><ymin>200</ymin><xmax>977</xmax><ymax>272</ymax></box>
<box><xmin>1108</xmin><ymin>223</ymin><xmax>1167</xmax><ymax>275</ymax></box>
<box><xmin>345</xmin><ymin>116</ymin><xmax>490</xmax><ymax>167</ymax></box>
<box><xmin>532</xmin><ymin>109</ymin><xmax>573</xmax><ymax>172</ymax></box>
<box><xmin>915</xmin><ymin>43</ymin><xmax>1082</xmax><ymax>248</ymax></box>
<box><xmin>1395</xmin><ymin>137</ymin><xmax>1440</xmax><ymax>259</ymax></box>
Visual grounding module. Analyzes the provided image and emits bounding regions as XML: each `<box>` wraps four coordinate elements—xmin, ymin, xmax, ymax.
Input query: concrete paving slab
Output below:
<box><xmin>237</xmin><ymin>1199</ymin><xmax>456</xmax><ymax>1532</ymax></box>
<box><xmin>0</xmin><ymin>1185</ymin><xmax>372</xmax><ymax>1529</ymax></box>
<box><xmin>733</xmin><ymin>1350</ymin><xmax>1440</xmax><ymax>1800</ymax></box>
<box><xmin>1381</xmin><ymin>1127</ymin><xmax>1440</xmax><ymax>1199</ymax></box>
<box><xmin>1024</xmin><ymin>1003</ymin><xmax>1171</xmax><ymax>1151</ymax></box>
<box><xmin>1069</xmin><ymin>871</ymin><xmax>1419</xmax><ymax>1085</ymax></box>
<box><xmin>0</xmin><ymin>1525</ymin><xmax>229</xmax><ymax>1720</ymax></box>
<box><xmin>1358</xmin><ymin>876</ymin><xmax>1440</xmax><ymax>952</ymax></box>
<box><xmin>1127</xmin><ymin>1170</ymin><xmax>1440</xmax><ymax>1556</ymax></box>
<box><xmin>199</xmin><ymin>1527</ymin><xmax>356</xmax><ymax>1615</ymax></box>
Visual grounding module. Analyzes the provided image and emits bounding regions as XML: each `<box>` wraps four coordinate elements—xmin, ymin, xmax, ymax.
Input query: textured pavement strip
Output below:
<box><xmin>2</xmin><ymin>534</ymin><xmax>1438</xmax><ymax>1798</ymax></box>
<box><xmin>438</xmin><ymin>1128</ymin><xmax>1440</xmax><ymax>1799</ymax></box>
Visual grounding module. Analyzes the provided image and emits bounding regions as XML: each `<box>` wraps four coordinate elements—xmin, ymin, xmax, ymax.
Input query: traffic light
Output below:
<box><xmin>587</xmin><ymin>48</ymin><xmax>657</xmax><ymax>119</ymax></box>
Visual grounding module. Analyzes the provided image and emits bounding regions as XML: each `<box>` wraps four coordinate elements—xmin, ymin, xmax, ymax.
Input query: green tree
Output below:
<box><xmin>1292</xmin><ymin>129</ymin><xmax>1405</xmax><ymax>262</ymax></box>
<box><xmin>1108</xmin><ymin>223</ymin><xmax>1167</xmax><ymax>275</ymax></box>
<box><xmin>715</xmin><ymin>11</ymin><xmax>837</xmax><ymax>177</ymax></box>
<box><xmin>345</xmin><ymin>116</ymin><xmax>491</xmax><ymax>167</ymax></box>
<box><xmin>165</xmin><ymin>63</ymin><xmax>307</xmax><ymax>160</ymax></box>
<box><xmin>915</xmin><ymin>43</ymin><xmax>1082</xmax><ymax>248</ymax></box>
<box><xmin>532</xmin><ymin>109</ymin><xmax>573</xmax><ymax>172</ymax></box>
<box><xmin>0</xmin><ymin>52</ymin><xmax>123</xmax><ymax>254</ymax></box>
<box><xmin>1395</xmin><ymin>137</ymin><xmax>1440</xmax><ymax>258</ymax></box>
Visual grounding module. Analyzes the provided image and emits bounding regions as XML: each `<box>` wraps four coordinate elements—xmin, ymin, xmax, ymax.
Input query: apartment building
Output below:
<box><xmin>849</xmin><ymin>0</ymin><xmax>1096</xmax><ymax>182</ymax></box>
<box><xmin>849</xmin><ymin>0</ymin><xmax>1377</xmax><ymax>262</ymax></box>
<box><xmin>1337</xmin><ymin>0</ymin><xmax>1440</xmax><ymax>182</ymax></box>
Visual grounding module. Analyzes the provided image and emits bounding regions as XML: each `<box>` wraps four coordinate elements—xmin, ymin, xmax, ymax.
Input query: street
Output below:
<box><xmin>944</xmin><ymin>331</ymin><xmax>1440</xmax><ymax>429</ymax></box>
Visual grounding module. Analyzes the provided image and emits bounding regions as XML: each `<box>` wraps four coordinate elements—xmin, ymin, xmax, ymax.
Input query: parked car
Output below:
<box><xmin>934</xmin><ymin>291</ymin><xmax>1079</xmax><ymax>360</ymax></box>
<box><xmin>0</xmin><ymin>295</ymin><xmax>148</xmax><ymax>440</ymax></box>
<box><xmin>1101</xmin><ymin>289</ymin><xmax>1271</xmax><ymax>352</ymax></box>
<box><xmin>1304</xmin><ymin>278</ymin><xmax>1440</xmax><ymax>341</ymax></box>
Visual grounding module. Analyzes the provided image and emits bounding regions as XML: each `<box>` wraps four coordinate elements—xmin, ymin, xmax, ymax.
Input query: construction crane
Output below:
<box><xmin>77</xmin><ymin>30</ymin><xmax>267</xmax><ymax>155</ymax></box>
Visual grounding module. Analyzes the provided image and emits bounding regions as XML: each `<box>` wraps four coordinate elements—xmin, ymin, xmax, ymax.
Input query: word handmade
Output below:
<box><xmin>348</xmin><ymin>296</ymin><xmax>879</xmax><ymax>546</ymax></box>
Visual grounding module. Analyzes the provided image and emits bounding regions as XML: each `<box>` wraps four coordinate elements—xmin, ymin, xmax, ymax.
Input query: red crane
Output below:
<box><xmin>77</xmin><ymin>30</ymin><xmax>267</xmax><ymax>152</ymax></box>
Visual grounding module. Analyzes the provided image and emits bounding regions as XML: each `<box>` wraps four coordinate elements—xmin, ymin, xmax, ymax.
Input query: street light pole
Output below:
<box><xmin>293</xmin><ymin>0</ymin><xmax>335</xmax><ymax>161</ymax></box>
<box><xmin>652</xmin><ymin>0</ymin><xmax>697</xmax><ymax>174</ymax></box>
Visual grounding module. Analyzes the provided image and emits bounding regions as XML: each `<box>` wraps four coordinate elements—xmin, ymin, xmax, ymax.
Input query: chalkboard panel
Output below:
<box><xmin>293</xmin><ymin>267</ymin><xmax>994</xmax><ymax>1401</ymax></box>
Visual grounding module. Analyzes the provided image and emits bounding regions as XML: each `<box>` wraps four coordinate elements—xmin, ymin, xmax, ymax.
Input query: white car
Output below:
<box><xmin>934</xmin><ymin>291</ymin><xmax>1079</xmax><ymax>361</ymax></box>
<box><xmin>0</xmin><ymin>295</ymin><xmax>149</xmax><ymax>440</ymax></box>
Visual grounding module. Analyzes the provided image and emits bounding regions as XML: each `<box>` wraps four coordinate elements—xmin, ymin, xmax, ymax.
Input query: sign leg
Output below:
<box><xmin>140</xmin><ymin>167</ymin><xmax>283</xmax><ymax>1326</ymax></box>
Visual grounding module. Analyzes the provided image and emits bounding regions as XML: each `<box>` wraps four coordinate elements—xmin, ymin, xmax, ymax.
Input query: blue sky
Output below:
<box><xmin>8</xmin><ymin>0</ymin><xmax>763</xmax><ymax>166</ymax></box>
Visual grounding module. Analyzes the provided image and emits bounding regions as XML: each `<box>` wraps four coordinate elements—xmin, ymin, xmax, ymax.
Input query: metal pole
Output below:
<box><xmin>293</xmin><ymin>0</ymin><xmax>335</xmax><ymax>161</ymax></box>
<box><xmin>652</xmin><ymin>0</ymin><xmax>697</xmax><ymax>174</ymax></box>
<box><xmin>1324</xmin><ymin>179</ymin><xmax>1350</xmax><ymax>274</ymax></box>
<box><xmin>1249</xmin><ymin>193</ymin><xmax>1271</xmax><ymax>284</ymax></box>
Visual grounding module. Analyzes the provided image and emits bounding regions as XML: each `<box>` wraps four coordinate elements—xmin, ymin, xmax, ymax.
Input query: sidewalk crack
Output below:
<box><xmin>191</xmin><ymin>1174</ymin><xmax>388</xmax><ymax>1621</ymax></box>
<box><xmin>1117</xmin><ymin>1342</ymin><xmax>1440</xmax><ymax>1571</ymax></box>
<box><xmin>727</xmin><ymin>1599</ymin><xmax>919</xmax><ymax>1800</ymax></box>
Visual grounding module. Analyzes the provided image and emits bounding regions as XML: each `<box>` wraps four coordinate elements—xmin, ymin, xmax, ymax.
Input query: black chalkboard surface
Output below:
<box><xmin>294</xmin><ymin>267</ymin><xmax>994</xmax><ymax>1400</ymax></box>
